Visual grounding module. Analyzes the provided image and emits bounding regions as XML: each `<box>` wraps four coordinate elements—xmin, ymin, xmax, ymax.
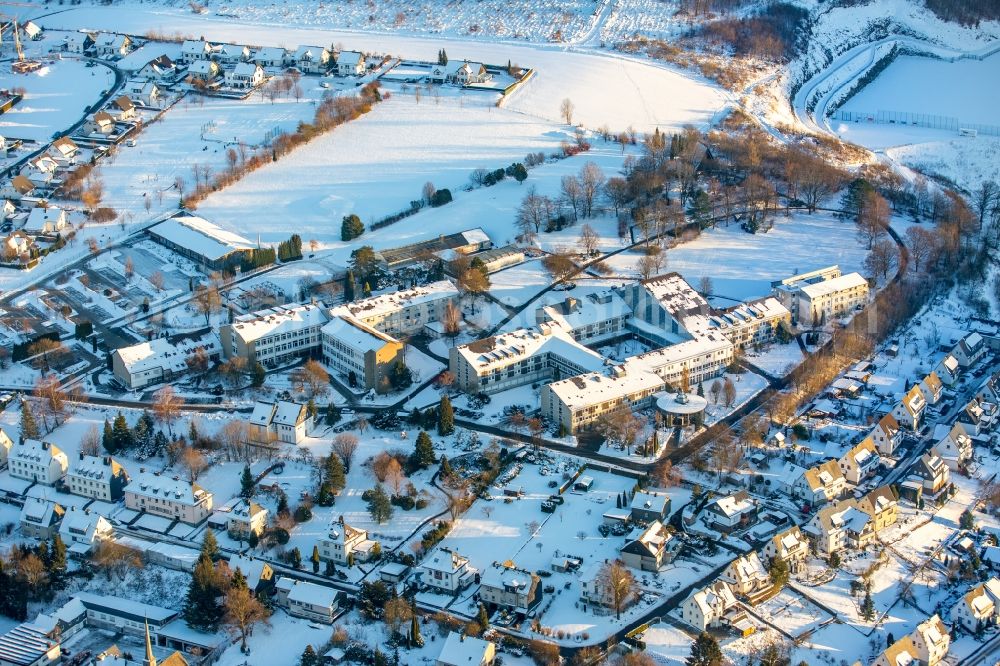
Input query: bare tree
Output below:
<box><xmin>596</xmin><ymin>560</ymin><xmax>637</xmax><ymax>619</ymax></box>
<box><xmin>604</xmin><ymin>177</ymin><xmax>630</xmax><ymax>216</ymax></box>
<box><xmin>698</xmin><ymin>276</ymin><xmax>713</xmax><ymax>296</ymax></box>
<box><xmin>857</xmin><ymin>190</ymin><xmax>889</xmax><ymax>249</ymax></box>
<box><xmin>293</xmin><ymin>360</ymin><xmax>330</xmax><ymax>397</ymax></box>
<box><xmin>193</xmin><ymin>285</ymin><xmax>222</xmax><ymax>324</ymax></box>
<box><xmin>560</xmin><ymin>97</ymin><xmax>574</xmax><ymax>125</ymax></box>
<box><xmin>81</xmin><ymin>424</ymin><xmax>101</xmax><ymax>456</ymax></box>
<box><xmin>149</xmin><ymin>271</ymin><xmax>165</xmax><ymax>292</ymax></box>
<box><xmin>181</xmin><ymin>446</ymin><xmax>208</xmax><ymax>482</ymax></box>
<box><xmin>422</xmin><ymin>181</ymin><xmax>436</xmax><ymax>204</ymax></box>
<box><xmin>541</xmin><ymin>249</ymin><xmax>576</xmax><ymax>281</ymax></box>
<box><xmin>578</xmin><ymin>224</ymin><xmax>600</xmax><ymax>256</ymax></box>
<box><xmin>561</xmin><ymin>175</ymin><xmax>583</xmax><ymax>221</ymax></box>
<box><xmin>635</xmin><ymin>250</ymin><xmax>665</xmax><ymax>281</ymax></box>
<box><xmin>224</xmin><ymin>585</ymin><xmax>270</xmax><ymax>653</ymax></box>
<box><xmin>153</xmin><ymin>386</ymin><xmax>181</xmax><ymax>436</ymax></box>
<box><xmin>332</xmin><ymin>433</ymin><xmax>359</xmax><ymax>472</ymax></box>
<box><xmin>723</xmin><ymin>376</ymin><xmax>737</xmax><ymax>408</ymax></box>
<box><xmin>578</xmin><ymin>162</ymin><xmax>605</xmax><ymax>218</ymax></box>
<box><xmin>864</xmin><ymin>239</ymin><xmax>897</xmax><ymax>282</ymax></box>
<box><xmin>441</xmin><ymin>300</ymin><xmax>461</xmax><ymax>343</ymax></box>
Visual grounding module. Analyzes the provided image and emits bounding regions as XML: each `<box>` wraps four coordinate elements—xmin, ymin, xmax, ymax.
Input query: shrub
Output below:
<box><xmin>294</xmin><ymin>506</ymin><xmax>312</xmax><ymax>523</ymax></box>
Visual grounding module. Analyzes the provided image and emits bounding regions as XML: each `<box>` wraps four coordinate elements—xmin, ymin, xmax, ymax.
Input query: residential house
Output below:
<box><xmin>19</xmin><ymin>499</ymin><xmax>64</xmax><ymax>540</ymax></box>
<box><xmin>421</xmin><ymin>548</ymin><xmax>476</xmax><ymax>593</ymax></box>
<box><xmin>934</xmin><ymin>422</ymin><xmax>974</xmax><ymax>470</ymax></box>
<box><xmin>892</xmin><ymin>385</ymin><xmax>926</xmax><ymax>432</ymax></box>
<box><xmin>805</xmin><ymin>488</ymin><xmax>897</xmax><ymax>556</ymax></box>
<box><xmin>112</xmin><ymin>96</ymin><xmax>136</xmax><ymax>121</ymax></box>
<box><xmin>723</xmin><ymin>552</ymin><xmax>772</xmax><ymax>601</ymax></box>
<box><xmin>579</xmin><ymin>562</ymin><xmax>636</xmax><ymax>614</ymax></box>
<box><xmin>702</xmin><ymin>491</ymin><xmax>758</xmax><ymax>533</ymax></box>
<box><xmin>187</xmin><ymin>60</ymin><xmax>220</xmax><ymax>85</ymax></box>
<box><xmin>317</xmin><ymin>518</ymin><xmax>377</xmax><ymax>565</ymax></box>
<box><xmin>23</xmin><ymin>155</ymin><xmax>59</xmax><ymax>185</ymax></box>
<box><xmin>951</xmin><ymin>583</ymin><xmax>996</xmax><ymax>633</ymax></box>
<box><xmin>24</xmin><ymin>206</ymin><xmax>67</xmax><ymax>236</ymax></box>
<box><xmin>4</xmin><ymin>174</ymin><xmax>36</xmax><ymax>199</ymax></box>
<box><xmin>58</xmin><ymin>508</ymin><xmax>112</xmax><ymax>556</ymax></box>
<box><xmin>919</xmin><ymin>371</ymin><xmax>944</xmax><ymax>406</ymax></box>
<box><xmin>953</xmin><ymin>332</ymin><xmax>987</xmax><ymax>368</ymax></box>
<box><xmin>873</xmin><ymin>636</ymin><xmax>921</xmax><ymax>666</ymax></box>
<box><xmin>252</xmin><ymin>46</ymin><xmax>287</xmax><ymax>69</ymax></box>
<box><xmin>857</xmin><ymin>486</ymin><xmax>899</xmax><ymax>532</ymax></box>
<box><xmin>127</xmin><ymin>80</ymin><xmax>162</xmax><ymax>107</ymax></box>
<box><xmin>94</xmin><ymin>33</ymin><xmax>132</xmax><ymax>59</ymax></box>
<box><xmin>479</xmin><ymin>562</ymin><xmax>541</xmax><ymax>614</ymax></box>
<box><xmin>962</xmin><ymin>396</ymin><xmax>997</xmax><ymax>434</ymax></box>
<box><xmin>217</xmin><ymin>44</ymin><xmax>250</xmax><ymax>65</ymax></box>
<box><xmin>838</xmin><ymin>437</ymin><xmax>881</xmax><ymax>485</ymax></box>
<box><xmin>226</xmin><ymin>499</ymin><xmax>268</xmax><ymax>539</ymax></box>
<box><xmin>248</xmin><ymin>400</ymin><xmax>312</xmax><ymax>444</ymax></box>
<box><xmin>0</xmin><ymin>427</ymin><xmax>12</xmax><ymax>466</ymax></box>
<box><xmin>88</xmin><ymin>111</ymin><xmax>116</xmax><ymax>135</ymax></box>
<box><xmin>8</xmin><ymin>439</ymin><xmax>68</xmax><ymax>485</ymax></box>
<box><xmin>62</xmin><ymin>31</ymin><xmax>95</xmax><ymax>54</ymax></box>
<box><xmin>279</xmin><ymin>579</ymin><xmax>341</xmax><ymax>624</ymax></box>
<box><xmin>870</xmin><ymin>413</ymin><xmax>903</xmax><ymax>457</ymax></box>
<box><xmin>227</xmin><ymin>555</ymin><xmax>274</xmax><ymax>595</ymax></box>
<box><xmin>124</xmin><ymin>471</ymin><xmax>214</xmax><ymax>524</ymax></box>
<box><xmin>436</xmin><ymin>632</ymin><xmax>496</xmax><ymax>666</ymax></box>
<box><xmin>629</xmin><ymin>491</ymin><xmax>671</xmax><ymax>524</ymax></box>
<box><xmin>2</xmin><ymin>231</ymin><xmax>34</xmax><ymax>265</ymax></box>
<box><xmin>450</xmin><ymin>61</ymin><xmax>490</xmax><ymax>85</ymax></box>
<box><xmin>66</xmin><ymin>454</ymin><xmax>129</xmax><ymax>501</ymax></box>
<box><xmin>914</xmin><ymin>449</ymin><xmax>950</xmax><ymax>495</ymax></box>
<box><xmin>180</xmin><ymin>39</ymin><xmax>213</xmax><ymax>64</ymax></box>
<box><xmin>225</xmin><ymin>62</ymin><xmax>265</xmax><ymax>89</ymax></box>
<box><xmin>1</xmin><ymin>199</ymin><xmax>16</xmax><ymax>222</ymax></box>
<box><xmin>295</xmin><ymin>45</ymin><xmax>330</xmax><ymax>74</ymax></box>
<box><xmin>619</xmin><ymin>520</ymin><xmax>676</xmax><ymax>571</ymax></box>
<box><xmin>334</xmin><ymin>50</ymin><xmax>363</xmax><ymax>76</ymax></box>
<box><xmin>763</xmin><ymin>526</ymin><xmax>809</xmax><ymax>573</ymax></box>
<box><xmin>52</xmin><ymin>136</ymin><xmax>80</xmax><ymax>161</ymax></box>
<box><xmin>680</xmin><ymin>581</ymin><xmax>742</xmax><ymax>632</ymax></box>
<box><xmin>137</xmin><ymin>55</ymin><xmax>178</xmax><ymax>82</ymax></box>
<box><xmin>910</xmin><ymin>615</ymin><xmax>950</xmax><ymax>666</ymax></box>
<box><xmin>793</xmin><ymin>460</ymin><xmax>847</xmax><ymax>505</ymax></box>
<box><xmin>936</xmin><ymin>354</ymin><xmax>961</xmax><ymax>386</ymax></box>
<box><xmin>21</xmin><ymin>20</ymin><xmax>42</xmax><ymax>40</ymax></box>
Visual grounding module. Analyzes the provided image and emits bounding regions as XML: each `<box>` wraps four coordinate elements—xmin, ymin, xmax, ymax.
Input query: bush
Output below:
<box><xmin>391</xmin><ymin>495</ymin><xmax>415</xmax><ymax>510</ymax></box>
<box><xmin>415</xmin><ymin>498</ymin><xmax>429</xmax><ymax>510</ymax></box>
<box><xmin>294</xmin><ymin>506</ymin><xmax>312</xmax><ymax>523</ymax></box>
<box><xmin>429</xmin><ymin>189</ymin><xmax>452</xmax><ymax>207</ymax></box>
<box><xmin>271</xmin><ymin>528</ymin><xmax>290</xmax><ymax>545</ymax></box>
<box><xmin>792</xmin><ymin>423</ymin><xmax>810</xmax><ymax>440</ymax></box>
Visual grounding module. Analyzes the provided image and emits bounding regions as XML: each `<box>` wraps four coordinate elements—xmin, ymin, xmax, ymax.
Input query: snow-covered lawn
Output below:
<box><xmin>0</xmin><ymin>58</ymin><xmax>113</xmax><ymax>142</ymax></box>
<box><xmin>640</xmin><ymin>622</ymin><xmax>695</xmax><ymax>665</ymax></box>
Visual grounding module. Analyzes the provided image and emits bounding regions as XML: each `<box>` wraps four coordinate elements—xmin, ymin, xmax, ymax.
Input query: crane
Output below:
<box><xmin>0</xmin><ymin>2</ymin><xmax>43</xmax><ymax>73</ymax></box>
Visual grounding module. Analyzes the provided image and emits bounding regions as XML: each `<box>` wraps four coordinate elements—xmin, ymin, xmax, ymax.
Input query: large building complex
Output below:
<box><xmin>148</xmin><ymin>214</ymin><xmax>257</xmax><ymax>271</ymax></box>
<box><xmin>221</xmin><ymin>302</ymin><xmax>328</xmax><ymax>368</ymax></box>
<box><xmin>772</xmin><ymin>265</ymin><xmax>870</xmax><ymax>326</ymax></box>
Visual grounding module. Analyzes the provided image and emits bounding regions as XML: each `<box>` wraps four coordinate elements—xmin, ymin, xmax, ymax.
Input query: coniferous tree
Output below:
<box><xmin>48</xmin><ymin>534</ymin><xmax>67</xmax><ymax>585</ymax></box>
<box><xmin>201</xmin><ymin>528</ymin><xmax>220</xmax><ymax>561</ymax></box>
<box><xmin>240</xmin><ymin>465</ymin><xmax>255</xmax><ymax>499</ymax></box>
<box><xmin>230</xmin><ymin>568</ymin><xmax>247</xmax><ymax>590</ymax></box>
<box><xmin>20</xmin><ymin>400</ymin><xmax>40</xmax><ymax>440</ymax></box>
<box><xmin>367</xmin><ymin>485</ymin><xmax>393</xmax><ymax>523</ymax></box>
<box><xmin>344</xmin><ymin>270</ymin><xmax>356</xmax><ymax>302</ymax></box>
<box><xmin>112</xmin><ymin>412</ymin><xmax>133</xmax><ymax>451</ymax></box>
<box><xmin>411</xmin><ymin>431</ymin><xmax>436</xmax><ymax>469</ymax></box>
<box><xmin>289</xmin><ymin>547</ymin><xmax>302</xmax><ymax>569</ymax></box>
<box><xmin>363</xmin><ymin>281</ymin><xmax>372</xmax><ymax>298</ymax></box>
<box><xmin>277</xmin><ymin>492</ymin><xmax>290</xmax><ymax>518</ymax></box>
<box><xmin>440</xmin><ymin>455</ymin><xmax>453</xmax><ymax>479</ymax></box>
<box><xmin>410</xmin><ymin>612</ymin><xmax>423</xmax><ymax>646</ymax></box>
<box><xmin>438</xmin><ymin>396</ymin><xmax>454</xmax><ymax>436</ymax></box>
<box><xmin>102</xmin><ymin>419</ymin><xmax>113</xmax><ymax>453</ymax></box>
<box><xmin>299</xmin><ymin>645</ymin><xmax>319</xmax><ymax>666</ymax></box>
<box><xmin>311</xmin><ymin>545</ymin><xmax>321</xmax><ymax>573</ymax></box>
<box><xmin>686</xmin><ymin>631</ymin><xmax>723</xmax><ymax>666</ymax></box>
<box><xmin>861</xmin><ymin>589</ymin><xmax>876</xmax><ymax>621</ymax></box>
<box><xmin>477</xmin><ymin>603</ymin><xmax>489</xmax><ymax>630</ymax></box>
<box><xmin>341</xmin><ymin>214</ymin><xmax>365</xmax><ymax>241</ymax></box>
<box><xmin>183</xmin><ymin>552</ymin><xmax>225</xmax><ymax>630</ymax></box>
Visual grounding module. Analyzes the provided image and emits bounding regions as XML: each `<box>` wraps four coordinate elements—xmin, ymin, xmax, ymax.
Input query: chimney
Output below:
<box><xmin>79</xmin><ymin>452</ymin><xmax>85</xmax><ymax>461</ymax></box>
<box><xmin>104</xmin><ymin>456</ymin><xmax>111</xmax><ymax>465</ymax></box>
<box><xmin>41</xmin><ymin>441</ymin><xmax>49</xmax><ymax>450</ymax></box>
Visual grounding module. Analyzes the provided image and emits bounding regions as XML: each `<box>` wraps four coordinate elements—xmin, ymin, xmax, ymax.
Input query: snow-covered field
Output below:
<box><xmin>0</xmin><ymin>58</ymin><xmax>114</xmax><ymax>142</ymax></box>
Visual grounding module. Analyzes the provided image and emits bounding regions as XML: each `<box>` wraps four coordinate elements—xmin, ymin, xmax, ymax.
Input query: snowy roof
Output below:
<box><xmin>253</xmin><ymin>46</ymin><xmax>286</xmax><ymax>61</ymax></box>
<box><xmin>231</xmin><ymin>62</ymin><xmax>261</xmax><ymax>76</ymax></box>
<box><xmin>727</xmin><ymin>552</ymin><xmax>768</xmax><ymax>583</ymax></box>
<box><xmin>113</xmin><ymin>331</ymin><xmax>221</xmax><ymax>376</ymax></box>
<box><xmin>286</xmin><ymin>579</ymin><xmax>338</xmax><ymax>608</ymax></box>
<box><xmin>798</xmin><ymin>272</ymin><xmax>868</xmax><ymax>299</ymax></box>
<box><xmin>150</xmin><ymin>215</ymin><xmax>254</xmax><ymax>261</ymax></box>
<box><xmin>0</xmin><ymin>624</ymin><xmax>59</xmax><ymax>666</ymax></box>
<box><xmin>59</xmin><ymin>509</ymin><xmax>111</xmax><ymax>542</ymax></box>
<box><xmin>801</xmin><ymin>460</ymin><xmax>843</xmax><ymax>492</ymax></box>
<box><xmin>273</xmin><ymin>400</ymin><xmax>306</xmax><ymax>426</ymax></box>
<box><xmin>24</xmin><ymin>206</ymin><xmax>65</xmax><ymax>232</ymax></box>
<box><xmin>228</xmin><ymin>555</ymin><xmax>271</xmax><ymax>587</ymax></box>
<box><xmin>480</xmin><ymin>562</ymin><xmax>534</xmax><ymax>594</ymax></box>
<box><xmin>68</xmin><ymin>455</ymin><xmax>127</xmax><ymax>483</ymax></box>
<box><xmin>11</xmin><ymin>439</ymin><xmax>67</xmax><ymax>466</ymax></box>
<box><xmin>228</xmin><ymin>499</ymin><xmax>267</xmax><ymax>523</ymax></box>
<box><xmin>622</xmin><ymin>520</ymin><xmax>671</xmax><ymax>557</ymax></box>
<box><xmin>454</xmin><ymin>322</ymin><xmax>604</xmax><ymax>375</ymax></box>
<box><xmin>73</xmin><ymin>592</ymin><xmax>176</xmax><ymax>624</ymax></box>
<box><xmin>331</xmin><ymin>280</ymin><xmax>457</xmax><ymax>322</ymax></box>
<box><xmin>321</xmin><ymin>315</ymin><xmax>398</xmax><ymax>352</ymax></box>
<box><xmin>437</xmin><ymin>632</ymin><xmax>495</xmax><ymax>666</ymax></box>
<box><xmin>188</xmin><ymin>60</ymin><xmax>218</xmax><ymax>75</ymax></box>
<box><xmin>20</xmin><ymin>497</ymin><xmax>62</xmax><ymax>526</ymax></box>
<box><xmin>95</xmin><ymin>33</ymin><xmax>128</xmax><ymax>49</ymax></box>
<box><xmin>640</xmin><ymin>272</ymin><xmax>711</xmax><ymax>322</ymax></box>
<box><xmin>336</xmin><ymin>50</ymin><xmax>363</xmax><ymax>66</ymax></box>
<box><xmin>295</xmin><ymin>45</ymin><xmax>328</xmax><ymax>60</ymax></box>
<box><xmin>218</xmin><ymin>44</ymin><xmax>248</xmax><ymax>57</ymax></box>
<box><xmin>630</xmin><ymin>491</ymin><xmax>669</xmax><ymax>515</ymax></box>
<box><xmin>249</xmin><ymin>401</ymin><xmax>277</xmax><ymax>426</ymax></box>
<box><xmin>181</xmin><ymin>40</ymin><xmax>210</xmax><ymax>54</ymax></box>
<box><xmin>708</xmin><ymin>491</ymin><xmax>755</xmax><ymax>518</ymax></box>
<box><xmin>128</xmin><ymin>471</ymin><xmax>212</xmax><ymax>506</ymax></box>
<box><xmin>230</xmin><ymin>302</ymin><xmax>328</xmax><ymax>344</ymax></box>
<box><xmin>544</xmin><ymin>364</ymin><xmax>663</xmax><ymax>411</ymax></box>
<box><xmin>538</xmin><ymin>290</ymin><xmax>630</xmax><ymax>333</ymax></box>
<box><xmin>423</xmin><ymin>548</ymin><xmax>469</xmax><ymax>574</ymax></box>
<box><xmin>879</xmin><ymin>636</ymin><xmax>919</xmax><ymax>666</ymax></box>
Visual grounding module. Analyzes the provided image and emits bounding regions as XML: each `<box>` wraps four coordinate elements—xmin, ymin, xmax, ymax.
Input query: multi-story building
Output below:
<box><xmin>535</xmin><ymin>291</ymin><xmax>631</xmax><ymax>345</ymax></box>
<box><xmin>680</xmin><ymin>581</ymin><xmax>741</xmax><ymax>632</ymax></box>
<box><xmin>702</xmin><ymin>491</ymin><xmax>758</xmax><ymax>533</ymax></box>
<box><xmin>221</xmin><ymin>301</ymin><xmax>328</xmax><ymax>369</ymax></box>
<box><xmin>111</xmin><ymin>330</ymin><xmax>222</xmax><ymax>390</ymax></box>
<box><xmin>914</xmin><ymin>449</ymin><xmax>950</xmax><ymax>495</ymax></box>
<box><xmin>792</xmin><ymin>459</ymin><xmax>846</xmax><ymax>505</ymax></box>
<box><xmin>953</xmin><ymin>332</ymin><xmax>987</xmax><ymax>368</ymax></box>
<box><xmin>320</xmin><ymin>315</ymin><xmax>404</xmax><ymax>391</ymax></box>
<box><xmin>870</xmin><ymin>413</ymin><xmax>903</xmax><ymax>456</ymax></box>
<box><xmin>933</xmin><ymin>422</ymin><xmax>974</xmax><ymax>471</ymax></box>
<box><xmin>838</xmin><ymin>438</ymin><xmax>880</xmax><ymax>485</ymax></box>
<box><xmin>421</xmin><ymin>548</ymin><xmax>477</xmax><ymax>593</ymax></box>
<box><xmin>804</xmin><ymin>486</ymin><xmax>898</xmax><ymax>555</ymax></box>
<box><xmin>919</xmin><ymin>371</ymin><xmax>944</xmax><ymax>406</ymax></box>
<box><xmin>479</xmin><ymin>562</ymin><xmax>541</xmax><ymax>614</ymax></box>
<box><xmin>722</xmin><ymin>552</ymin><xmax>771</xmax><ymax>600</ymax></box>
<box><xmin>0</xmin><ymin>426</ymin><xmax>12</xmax><ymax>467</ymax></box>
<box><xmin>910</xmin><ymin>615</ymin><xmax>950</xmax><ymax>666</ymax></box>
<box><xmin>763</xmin><ymin>526</ymin><xmax>809</xmax><ymax>573</ymax></box>
<box><xmin>629</xmin><ymin>491</ymin><xmax>671</xmax><ymax>524</ymax></box>
<box><xmin>58</xmin><ymin>508</ymin><xmax>113</xmax><ymax>556</ymax></box>
<box><xmin>276</xmin><ymin>578</ymin><xmax>341</xmax><ymax>623</ymax></box>
<box><xmin>772</xmin><ymin>266</ymin><xmax>869</xmax><ymax>326</ymax></box>
<box><xmin>124</xmin><ymin>471</ymin><xmax>213</xmax><ymax>525</ymax></box>
<box><xmin>226</xmin><ymin>499</ymin><xmax>268</xmax><ymax>539</ymax></box>
<box><xmin>892</xmin><ymin>385</ymin><xmax>927</xmax><ymax>432</ymax></box>
<box><xmin>248</xmin><ymin>400</ymin><xmax>312</xmax><ymax>445</ymax></box>
<box><xmin>951</xmin><ymin>583</ymin><xmax>996</xmax><ymax>633</ymax></box>
<box><xmin>619</xmin><ymin>520</ymin><xmax>676</xmax><ymax>571</ymax></box>
<box><xmin>19</xmin><ymin>498</ymin><xmax>64</xmax><ymax>540</ymax></box>
<box><xmin>317</xmin><ymin>519</ymin><xmax>378</xmax><ymax>565</ymax></box>
<box><xmin>330</xmin><ymin>280</ymin><xmax>458</xmax><ymax>338</ymax></box>
<box><xmin>66</xmin><ymin>454</ymin><xmax>129</xmax><ymax>501</ymax></box>
<box><xmin>8</xmin><ymin>439</ymin><xmax>68</xmax><ymax>485</ymax></box>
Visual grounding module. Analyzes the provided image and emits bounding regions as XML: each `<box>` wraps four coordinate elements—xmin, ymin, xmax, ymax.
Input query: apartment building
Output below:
<box><xmin>66</xmin><ymin>454</ymin><xmax>129</xmax><ymax>502</ymax></box>
<box><xmin>804</xmin><ymin>486</ymin><xmax>898</xmax><ymax>555</ymax></box>
<box><xmin>535</xmin><ymin>291</ymin><xmax>631</xmax><ymax>345</ymax></box>
<box><xmin>8</xmin><ymin>439</ymin><xmax>68</xmax><ymax>485</ymax></box>
<box><xmin>772</xmin><ymin>266</ymin><xmax>869</xmax><ymax>326</ymax></box>
<box><xmin>111</xmin><ymin>330</ymin><xmax>222</xmax><ymax>390</ymax></box>
<box><xmin>124</xmin><ymin>471</ymin><xmax>214</xmax><ymax>525</ymax></box>
<box><xmin>221</xmin><ymin>302</ymin><xmax>328</xmax><ymax>368</ymax></box>
<box><xmin>329</xmin><ymin>280</ymin><xmax>458</xmax><ymax>338</ymax></box>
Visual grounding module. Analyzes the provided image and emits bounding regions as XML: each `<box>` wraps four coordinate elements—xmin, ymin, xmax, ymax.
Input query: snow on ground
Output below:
<box><xmin>489</xmin><ymin>259</ymin><xmax>552</xmax><ymax>308</ymax></box>
<box><xmin>745</xmin><ymin>340</ymin><xmax>805</xmax><ymax>378</ymax></box>
<box><xmin>886</xmin><ymin>136</ymin><xmax>1000</xmax><ymax>193</ymax></box>
<box><xmin>840</xmin><ymin>53</ymin><xmax>1000</xmax><ymax>127</ymax></box>
<box><xmin>38</xmin><ymin>6</ymin><xmax>730</xmax><ymax>133</ymax></box>
<box><xmin>0</xmin><ymin>58</ymin><xmax>113</xmax><ymax>142</ymax></box>
<box><xmin>665</xmin><ymin>212</ymin><xmax>868</xmax><ymax>301</ymax></box>
<box><xmin>639</xmin><ymin>622</ymin><xmax>694</xmax><ymax>665</ymax></box>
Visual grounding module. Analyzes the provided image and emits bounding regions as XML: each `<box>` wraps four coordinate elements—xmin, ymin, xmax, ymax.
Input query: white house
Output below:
<box><xmin>317</xmin><ymin>518</ymin><xmax>377</xmax><ymax>565</ymax></box>
<box><xmin>217</xmin><ymin>43</ymin><xmax>250</xmax><ymax>65</ymax></box>
<box><xmin>295</xmin><ymin>45</ymin><xmax>330</xmax><ymax>74</ymax></box>
<box><xmin>253</xmin><ymin>46</ymin><xmax>287</xmax><ymax>69</ymax></box>
<box><xmin>279</xmin><ymin>578</ymin><xmax>341</xmax><ymax>623</ymax></box>
<box><xmin>479</xmin><ymin>562</ymin><xmax>540</xmax><ymax>613</ymax></box>
<box><xmin>722</xmin><ymin>552</ymin><xmax>771</xmax><ymax>600</ymax></box>
<box><xmin>66</xmin><ymin>454</ymin><xmax>130</xmax><ymax>501</ymax></box>
<box><xmin>910</xmin><ymin>614</ymin><xmax>950</xmax><ymax>666</ymax></box>
<box><xmin>421</xmin><ymin>548</ymin><xmax>476</xmax><ymax>593</ymax></box>
<box><xmin>763</xmin><ymin>526</ymin><xmax>809</xmax><ymax>573</ymax></box>
<box><xmin>137</xmin><ymin>54</ymin><xmax>178</xmax><ymax>82</ymax></box>
<box><xmin>334</xmin><ymin>50</ymin><xmax>364</xmax><ymax>76</ymax></box>
<box><xmin>62</xmin><ymin>31</ymin><xmax>95</xmax><ymax>54</ymax></box>
<box><xmin>88</xmin><ymin>111</ymin><xmax>116</xmax><ymax>135</ymax></box>
<box><xmin>680</xmin><ymin>581</ymin><xmax>741</xmax><ymax>632</ymax></box>
<box><xmin>225</xmin><ymin>499</ymin><xmax>268</xmax><ymax>539</ymax></box>
<box><xmin>9</xmin><ymin>439</ymin><xmax>68</xmax><ymax>485</ymax></box>
<box><xmin>451</xmin><ymin>61</ymin><xmax>490</xmax><ymax>85</ymax></box>
<box><xmin>934</xmin><ymin>422</ymin><xmax>974</xmax><ymax>471</ymax></box>
<box><xmin>225</xmin><ymin>62</ymin><xmax>265</xmax><ymax>89</ymax></box>
<box><xmin>919</xmin><ymin>371</ymin><xmax>944</xmax><ymax>406</ymax></box>
<box><xmin>892</xmin><ymin>385</ymin><xmax>927</xmax><ymax>432</ymax></box>
<box><xmin>936</xmin><ymin>354</ymin><xmax>961</xmax><ymax>386</ymax></box>
<box><xmin>792</xmin><ymin>459</ymin><xmax>847</xmax><ymax>505</ymax></box>
<box><xmin>94</xmin><ymin>33</ymin><xmax>132</xmax><ymax>59</ymax></box>
<box><xmin>838</xmin><ymin>437</ymin><xmax>880</xmax><ymax>485</ymax></box>
<box><xmin>23</xmin><ymin>206</ymin><xmax>67</xmax><ymax>236</ymax></box>
<box><xmin>870</xmin><ymin>413</ymin><xmax>903</xmax><ymax>456</ymax></box>
<box><xmin>58</xmin><ymin>508</ymin><xmax>113</xmax><ymax>556</ymax></box>
<box><xmin>127</xmin><ymin>80</ymin><xmax>162</xmax><ymax>107</ymax></box>
<box><xmin>180</xmin><ymin>39</ymin><xmax>213</xmax><ymax>64</ymax></box>
<box><xmin>951</xmin><ymin>583</ymin><xmax>996</xmax><ymax>633</ymax></box>
<box><xmin>248</xmin><ymin>400</ymin><xmax>312</xmax><ymax>444</ymax></box>
<box><xmin>953</xmin><ymin>332</ymin><xmax>987</xmax><ymax>368</ymax></box>
<box><xmin>619</xmin><ymin>520</ymin><xmax>676</xmax><ymax>571</ymax></box>
<box><xmin>188</xmin><ymin>59</ymin><xmax>220</xmax><ymax>84</ymax></box>
<box><xmin>124</xmin><ymin>471</ymin><xmax>214</xmax><ymax>524</ymax></box>
<box><xmin>0</xmin><ymin>427</ymin><xmax>12</xmax><ymax>466</ymax></box>
<box><xmin>915</xmin><ymin>448</ymin><xmax>950</xmax><ymax>495</ymax></box>
<box><xmin>702</xmin><ymin>491</ymin><xmax>758</xmax><ymax>532</ymax></box>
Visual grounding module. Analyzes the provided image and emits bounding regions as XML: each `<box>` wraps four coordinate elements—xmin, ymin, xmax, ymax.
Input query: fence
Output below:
<box><xmin>838</xmin><ymin>109</ymin><xmax>1000</xmax><ymax>137</ymax></box>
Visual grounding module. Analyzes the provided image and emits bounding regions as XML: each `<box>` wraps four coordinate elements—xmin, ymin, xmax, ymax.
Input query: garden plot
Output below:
<box><xmin>755</xmin><ymin>589</ymin><xmax>833</xmax><ymax>639</ymax></box>
<box><xmin>41</xmin><ymin>7</ymin><xmax>729</xmax><ymax>133</ymax></box>
<box><xmin>0</xmin><ymin>59</ymin><xmax>113</xmax><ymax>142</ymax></box>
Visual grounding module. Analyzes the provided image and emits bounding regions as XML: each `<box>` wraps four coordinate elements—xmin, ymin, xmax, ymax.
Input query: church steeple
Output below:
<box><xmin>144</xmin><ymin>619</ymin><xmax>157</xmax><ymax>666</ymax></box>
